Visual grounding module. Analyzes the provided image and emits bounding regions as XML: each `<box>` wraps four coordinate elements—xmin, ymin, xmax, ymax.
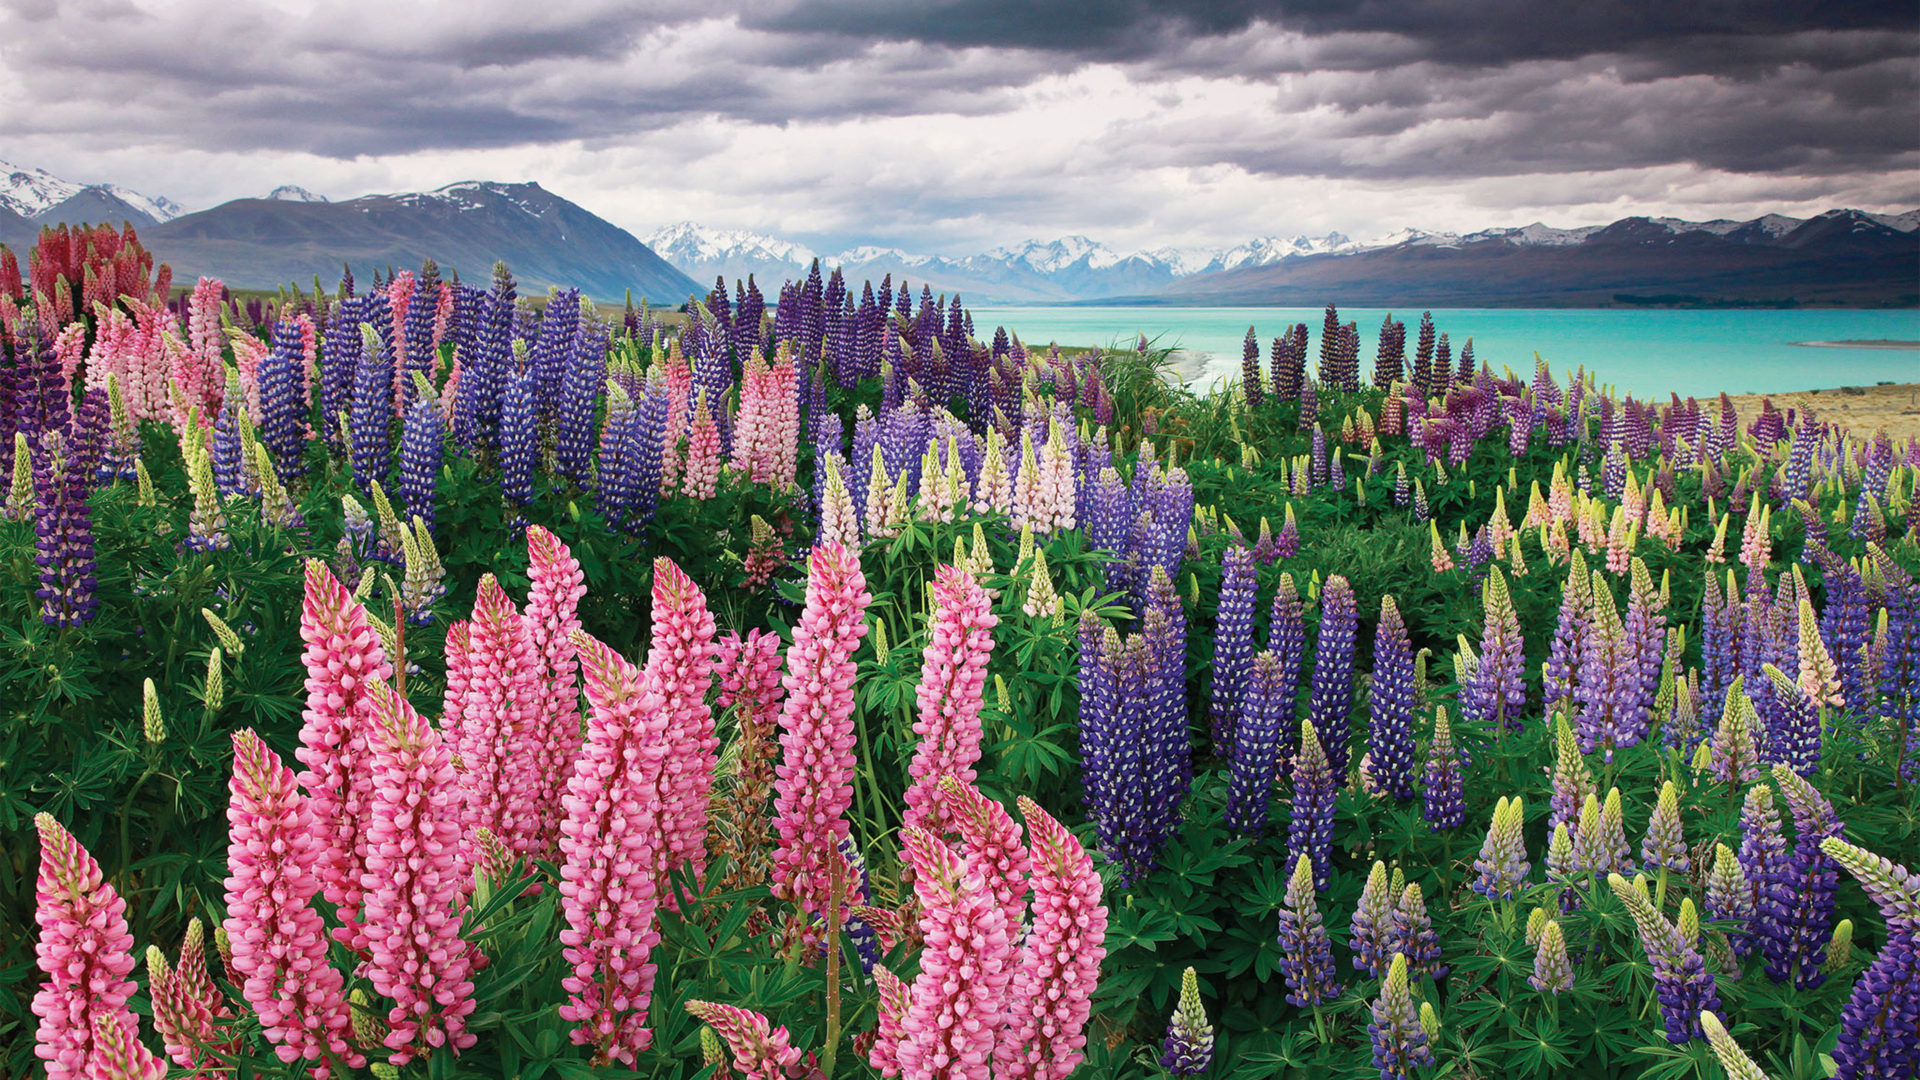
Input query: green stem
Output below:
<box><xmin>823</xmin><ymin>849</ymin><xmax>844</xmax><ymax>1076</ymax></box>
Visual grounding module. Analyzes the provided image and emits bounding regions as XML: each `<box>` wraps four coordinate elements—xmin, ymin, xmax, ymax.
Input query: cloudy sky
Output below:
<box><xmin>1</xmin><ymin>0</ymin><xmax>1914</xmax><ymax>254</ymax></box>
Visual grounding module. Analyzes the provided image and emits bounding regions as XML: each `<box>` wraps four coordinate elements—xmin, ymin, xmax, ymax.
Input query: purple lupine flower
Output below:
<box><xmin>1226</xmin><ymin>651</ymin><xmax>1287</xmax><ymax>836</ymax></box>
<box><xmin>1309</xmin><ymin>574</ymin><xmax>1357</xmax><ymax>777</ymax></box>
<box><xmin>257</xmin><ymin>317</ymin><xmax>309</xmax><ymax>482</ymax></box>
<box><xmin>1471</xmin><ymin>796</ymin><xmax>1530</xmax><ymax>900</ymax></box>
<box><xmin>1575</xmin><ymin>571</ymin><xmax>1640</xmax><ymax>759</ymax></box>
<box><xmin>453</xmin><ymin>262</ymin><xmax>515</xmax><ymax>455</ymax></box>
<box><xmin>1610</xmin><ymin>873</ymin><xmax>1721</xmax><ymax>1043</ymax></box>
<box><xmin>1287</xmin><ymin>719</ymin><xmax>1337</xmax><ymax>891</ymax></box>
<box><xmin>1820</xmin><ymin>837</ymin><xmax>1920</xmax><ymax>1080</ymax></box>
<box><xmin>1873</xmin><ymin>551</ymin><xmax>1920</xmax><ymax>780</ymax></box>
<box><xmin>210</xmin><ymin>393</ymin><xmax>247</xmax><ymax>499</ymax></box>
<box><xmin>1269</xmin><ymin>573</ymin><xmax>1306</xmax><ymax>765</ymax></box>
<box><xmin>1641</xmin><ymin>780</ymin><xmax>1690</xmax><ymax>876</ymax></box>
<box><xmin>529</xmin><ymin>288</ymin><xmax>579</xmax><ymax>419</ymax></box>
<box><xmin>1763</xmin><ymin>765</ymin><xmax>1843</xmax><ymax>989</ymax></box>
<box><xmin>1368</xmin><ymin>954</ymin><xmax>1432</xmax><ymax>1079</ymax></box>
<box><xmin>1530</xmin><ymin>918</ymin><xmax>1573</xmax><ymax>994</ymax></box>
<box><xmin>1367</xmin><ymin>596</ymin><xmax>1419</xmax><ymax>800</ymax></box>
<box><xmin>1352</xmin><ymin>861</ymin><xmax>1394</xmax><ymax>977</ymax></box>
<box><xmin>1211</xmin><ymin>544</ymin><xmax>1257</xmax><ymax>760</ymax></box>
<box><xmin>499</xmin><ymin>367</ymin><xmax>536</xmax><ymax>507</ymax></box>
<box><xmin>1276</xmin><ymin>853</ymin><xmax>1342</xmax><ymax>1007</ymax></box>
<box><xmin>349</xmin><ymin>323</ymin><xmax>394</xmax><ymax>496</ymax></box>
<box><xmin>1421</xmin><ymin>708</ymin><xmax>1464</xmax><ymax>831</ymax></box>
<box><xmin>1761</xmin><ymin>664</ymin><xmax>1822</xmax><ymax>777</ymax></box>
<box><xmin>398</xmin><ymin>276</ymin><xmax>438</xmax><ymax>415</ymax></box>
<box><xmin>1700</xmin><ymin>569</ymin><xmax>1742</xmax><ymax>732</ymax></box>
<box><xmin>555</xmin><ymin>325</ymin><xmax>607</xmax><ymax>488</ymax></box>
<box><xmin>1705</xmin><ymin>842</ymin><xmax>1754</xmax><ymax>956</ymax></box>
<box><xmin>1160</xmin><ymin>966</ymin><xmax>1214</xmax><ymax>1076</ymax></box>
<box><xmin>1241</xmin><ymin>324</ymin><xmax>1264</xmax><ymax>407</ymax></box>
<box><xmin>1740</xmin><ymin>783</ymin><xmax>1791</xmax><ymax>962</ymax></box>
<box><xmin>1620</xmin><ymin>558</ymin><xmax>1667</xmax><ymax>741</ymax></box>
<box><xmin>1309</xmin><ymin>424</ymin><xmax>1328</xmax><ymax>486</ymax></box>
<box><xmin>33</xmin><ymin>391</ymin><xmax>104</xmax><ymax>626</ymax></box>
<box><xmin>1544</xmin><ymin>550</ymin><xmax>1593</xmax><ymax>717</ymax></box>
<box><xmin>1465</xmin><ymin>567</ymin><xmax>1527</xmax><ymax>732</ymax></box>
<box><xmin>1077</xmin><ymin>613</ymin><xmax>1125</xmax><ymax>871</ymax></box>
<box><xmin>1392</xmin><ymin>882</ymin><xmax>1448</xmax><ymax>982</ymax></box>
<box><xmin>1819</xmin><ymin>558</ymin><xmax>1872</xmax><ymax>718</ymax></box>
<box><xmin>318</xmin><ymin>297</ymin><xmax>366</xmax><ymax>451</ymax></box>
<box><xmin>398</xmin><ymin>394</ymin><xmax>442</xmax><ymax>535</ymax></box>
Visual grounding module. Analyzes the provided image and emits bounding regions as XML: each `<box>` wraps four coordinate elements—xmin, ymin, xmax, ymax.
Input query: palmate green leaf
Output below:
<box><xmin>1504</xmin><ymin>1012</ymin><xmax>1576</xmax><ymax>1077</ymax></box>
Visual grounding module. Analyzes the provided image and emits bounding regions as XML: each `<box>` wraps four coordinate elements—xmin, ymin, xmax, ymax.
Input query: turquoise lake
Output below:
<box><xmin>972</xmin><ymin>306</ymin><xmax>1920</xmax><ymax>399</ymax></box>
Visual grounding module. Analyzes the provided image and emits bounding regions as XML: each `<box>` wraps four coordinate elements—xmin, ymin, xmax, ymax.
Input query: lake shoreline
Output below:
<box><xmin>1787</xmin><ymin>339</ymin><xmax>1920</xmax><ymax>349</ymax></box>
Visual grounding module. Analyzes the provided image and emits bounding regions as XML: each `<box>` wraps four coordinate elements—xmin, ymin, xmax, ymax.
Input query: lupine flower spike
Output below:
<box><xmin>1161</xmin><ymin>966</ymin><xmax>1214</xmax><ymax>1076</ymax></box>
<box><xmin>31</xmin><ymin>814</ymin><xmax>143</xmax><ymax>1080</ymax></box>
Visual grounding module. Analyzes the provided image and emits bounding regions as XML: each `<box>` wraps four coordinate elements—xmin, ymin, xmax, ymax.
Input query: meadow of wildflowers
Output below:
<box><xmin>1</xmin><ymin>222</ymin><xmax>1918</xmax><ymax>1078</ymax></box>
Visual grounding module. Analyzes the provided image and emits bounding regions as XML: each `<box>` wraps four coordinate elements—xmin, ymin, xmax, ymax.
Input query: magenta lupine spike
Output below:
<box><xmin>894</xmin><ymin>826</ymin><xmax>1014</xmax><ymax>1080</ymax></box>
<box><xmin>870</xmin><ymin>965</ymin><xmax>910</xmax><ymax>1076</ymax></box>
<box><xmin>771</xmin><ymin>542</ymin><xmax>873</xmax><ymax>929</ymax></box>
<box><xmin>905</xmin><ymin>565</ymin><xmax>999</xmax><ymax>834</ymax></box>
<box><xmin>224</xmin><ymin>730</ymin><xmax>362</xmax><ymax>1076</ymax></box>
<box><xmin>941</xmin><ymin>778</ymin><xmax>1031</xmax><ymax>946</ymax></box>
<box><xmin>642</xmin><ymin>558</ymin><xmax>721</xmax><ymax>890</ymax></box>
<box><xmin>524</xmin><ymin>525</ymin><xmax>586</xmax><ymax>858</ymax></box>
<box><xmin>996</xmin><ymin>797</ymin><xmax>1109</xmax><ymax>1080</ymax></box>
<box><xmin>685</xmin><ymin>1000</ymin><xmax>804</xmax><ymax>1080</ymax></box>
<box><xmin>456</xmin><ymin>574</ymin><xmax>543</xmax><ymax>866</ymax></box>
<box><xmin>148</xmin><ymin>919</ymin><xmax>236</xmax><ymax>1074</ymax></box>
<box><xmin>359</xmin><ymin>679</ymin><xmax>478</xmax><ymax>1063</ymax></box>
<box><xmin>557</xmin><ymin>631</ymin><xmax>671</xmax><ymax>1064</ymax></box>
<box><xmin>292</xmin><ymin>559</ymin><xmax>392</xmax><ymax>954</ymax></box>
<box><xmin>31</xmin><ymin>814</ymin><xmax>141</xmax><ymax>1080</ymax></box>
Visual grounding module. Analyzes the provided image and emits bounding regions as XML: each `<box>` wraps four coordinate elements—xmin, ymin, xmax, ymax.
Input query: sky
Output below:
<box><xmin>1</xmin><ymin>0</ymin><xmax>1914</xmax><ymax>255</ymax></box>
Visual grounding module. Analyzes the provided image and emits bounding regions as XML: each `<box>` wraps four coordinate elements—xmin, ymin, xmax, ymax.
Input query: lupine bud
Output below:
<box><xmin>201</xmin><ymin>607</ymin><xmax>244</xmax><ymax>655</ymax></box>
<box><xmin>1825</xmin><ymin>919</ymin><xmax>1854</xmax><ymax>974</ymax></box>
<box><xmin>1368</xmin><ymin>954</ymin><xmax>1432</xmax><ymax>1078</ymax></box>
<box><xmin>1421</xmin><ymin>706</ymin><xmax>1464</xmax><ymax>831</ymax></box>
<box><xmin>1472</xmin><ymin>796</ymin><xmax>1530</xmax><ymax>899</ymax></box>
<box><xmin>1352</xmin><ymin>860</ymin><xmax>1395</xmax><ymax>977</ymax></box>
<box><xmin>140</xmin><ymin>677</ymin><xmax>164</xmax><ymax>744</ymax></box>
<box><xmin>1530</xmin><ymin>919</ymin><xmax>1573</xmax><ymax>994</ymax></box>
<box><xmin>1610</xmin><ymin>871</ymin><xmax>1721</xmax><ymax>1043</ymax></box>
<box><xmin>1160</xmin><ymin>967</ymin><xmax>1213</xmax><ymax>1076</ymax></box>
<box><xmin>1276</xmin><ymin>854</ymin><xmax>1342</xmax><ymax>1007</ymax></box>
<box><xmin>1642</xmin><ymin>780</ymin><xmax>1690</xmax><ymax>874</ymax></box>
<box><xmin>1526</xmin><ymin>905</ymin><xmax>1550</xmax><ymax>947</ymax></box>
<box><xmin>1706</xmin><ymin>842</ymin><xmax>1754</xmax><ymax>956</ymax></box>
<box><xmin>1700</xmin><ymin>1012</ymin><xmax>1772</xmax><ymax>1080</ymax></box>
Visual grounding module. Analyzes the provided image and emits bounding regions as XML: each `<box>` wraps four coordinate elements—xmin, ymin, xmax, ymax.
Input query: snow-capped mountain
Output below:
<box><xmin>643</xmin><ymin>221</ymin><xmax>819</xmax><ymax>285</ymax></box>
<box><xmin>266</xmin><ymin>185</ymin><xmax>328</xmax><ymax>203</ymax></box>
<box><xmin>0</xmin><ymin>159</ymin><xmax>183</xmax><ymax>224</ymax></box>
<box><xmin>984</xmin><ymin>235</ymin><xmax>1125</xmax><ymax>274</ymax></box>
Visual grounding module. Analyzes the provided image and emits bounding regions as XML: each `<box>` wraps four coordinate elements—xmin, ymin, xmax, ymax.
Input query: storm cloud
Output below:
<box><xmin>0</xmin><ymin>0</ymin><xmax>1911</xmax><ymax>252</ymax></box>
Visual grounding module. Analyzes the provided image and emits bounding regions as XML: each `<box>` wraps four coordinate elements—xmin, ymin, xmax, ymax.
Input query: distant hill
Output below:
<box><xmin>149</xmin><ymin>182</ymin><xmax>700</xmax><ymax>303</ymax></box>
<box><xmin>1133</xmin><ymin>210</ymin><xmax>1920</xmax><ymax>308</ymax></box>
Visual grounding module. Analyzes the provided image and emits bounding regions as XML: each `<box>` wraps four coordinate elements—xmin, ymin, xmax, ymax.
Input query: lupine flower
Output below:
<box><xmin>1544</xmin><ymin>549</ymin><xmax>1593</xmax><ymax>715</ymax></box>
<box><xmin>147</xmin><ymin>919</ymin><xmax>236</xmax><ymax>1073</ymax></box>
<box><xmin>1471</xmin><ymin>795</ymin><xmax>1531</xmax><ymax>900</ymax></box>
<box><xmin>1710</xmin><ymin>677</ymin><xmax>1763</xmax><ymax>785</ymax></box>
<box><xmin>31</xmin><ymin>814</ymin><xmax>142</xmax><ymax>1080</ymax></box>
<box><xmin>1545</xmin><ymin>822</ymin><xmax>1578</xmax><ymax>908</ymax></box>
<box><xmin>397</xmin><ymin>391</ymin><xmax>442</xmax><ymax>534</ymax></box>
<box><xmin>685</xmin><ymin>1001</ymin><xmax>803</xmax><ymax>1080</ymax></box>
<box><xmin>1466</xmin><ymin>567</ymin><xmax>1527</xmax><ymax>731</ymax></box>
<box><xmin>360</xmin><ymin>679</ymin><xmax>479</xmax><ymax>1063</ymax></box>
<box><xmin>1422</xmin><ymin>706</ymin><xmax>1465</xmax><ymax>831</ymax></box>
<box><xmin>224</xmin><ymin>731</ymin><xmax>362</xmax><ymax>1075</ymax></box>
<box><xmin>1705</xmin><ymin>843</ymin><xmax>1754</xmax><ymax>956</ymax></box>
<box><xmin>892</xmin><ymin>826</ymin><xmax>1013</xmax><ymax>1080</ymax></box>
<box><xmin>996</xmin><ymin>796</ymin><xmax>1108</xmax><ymax>1080</ymax></box>
<box><xmin>1739</xmin><ymin>782</ymin><xmax>1790</xmax><ymax>964</ymax></box>
<box><xmin>292</xmin><ymin>560</ymin><xmax>392</xmax><ymax>954</ymax></box>
<box><xmin>1351</xmin><ymin>861</ymin><xmax>1395</xmax><ymax>977</ymax></box>
<box><xmin>715</xmin><ymin>628</ymin><xmax>787</xmax><ymax>890</ymax></box>
<box><xmin>1763</xmin><ymin>765</ymin><xmax>1843</xmax><ymax>989</ymax></box>
<box><xmin>81</xmin><ymin>1012</ymin><xmax>165</xmax><ymax>1080</ymax></box>
<box><xmin>1642</xmin><ymin>780</ymin><xmax>1691</xmax><ymax>875</ymax></box>
<box><xmin>1819</xmin><ymin>836</ymin><xmax>1920</xmax><ymax>1079</ymax></box>
<box><xmin>1160</xmin><ymin>966</ymin><xmax>1214</xmax><ymax>1076</ymax></box>
<box><xmin>1701</xmin><ymin>1012</ymin><xmax>1772</xmax><ymax>1080</ymax></box>
<box><xmin>1761</xmin><ymin>663</ymin><xmax>1822</xmax><ymax>777</ymax></box>
<box><xmin>904</xmin><ymin>565</ymin><xmax>998</xmax><ymax>834</ymax></box>
<box><xmin>1269</xmin><ymin>572</ymin><xmax>1306</xmax><ymax>762</ymax></box>
<box><xmin>1226</xmin><ymin>651</ymin><xmax>1287</xmax><ymax>836</ymax></box>
<box><xmin>1310</xmin><ymin>574</ymin><xmax>1358</xmax><ymax>776</ymax></box>
<box><xmin>1392</xmin><ymin>882</ymin><xmax>1448</xmax><ymax>983</ymax></box>
<box><xmin>1288</xmin><ymin>719</ymin><xmax>1337</xmax><ymax>891</ymax></box>
<box><xmin>524</xmin><ymin>525</ymin><xmax>586</xmax><ymax>862</ymax></box>
<box><xmin>348</xmin><ymin>323</ymin><xmax>393</xmax><ymax>494</ymax></box>
<box><xmin>771</xmin><ymin>543</ymin><xmax>873</xmax><ymax>930</ymax></box>
<box><xmin>557</xmin><ymin>631</ymin><xmax>671</xmax><ymax>1064</ymax></box>
<box><xmin>1610</xmin><ymin>873</ymin><xmax>1721</xmax><ymax>1043</ymax></box>
<box><xmin>681</xmin><ymin>389</ymin><xmax>722</xmax><ymax>499</ymax></box>
<box><xmin>1548</xmin><ymin>715</ymin><xmax>1593</xmax><ymax>829</ymax></box>
<box><xmin>455</xmin><ymin>574</ymin><xmax>543</xmax><ymax>865</ymax></box>
<box><xmin>1530</xmin><ymin>919</ymin><xmax>1573</xmax><ymax>994</ymax></box>
<box><xmin>499</xmin><ymin>366</ymin><xmax>536</xmax><ymax>505</ymax></box>
<box><xmin>1211</xmin><ymin>544</ymin><xmax>1257</xmax><ymax>759</ymax></box>
<box><xmin>1368</xmin><ymin>596</ymin><xmax>1420</xmax><ymax>800</ymax></box>
<box><xmin>641</xmin><ymin>558</ymin><xmax>721</xmax><ymax>890</ymax></box>
<box><xmin>1277</xmin><ymin>853</ymin><xmax>1343</xmax><ymax>1007</ymax></box>
<box><xmin>1368</xmin><ymin>954</ymin><xmax>1432</xmax><ymax>1079</ymax></box>
<box><xmin>33</xmin><ymin>392</ymin><xmax>104</xmax><ymax>626</ymax></box>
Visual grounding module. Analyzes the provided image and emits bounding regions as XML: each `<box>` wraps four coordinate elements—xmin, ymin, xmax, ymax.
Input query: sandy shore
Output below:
<box><xmin>1725</xmin><ymin>383</ymin><xmax>1920</xmax><ymax>442</ymax></box>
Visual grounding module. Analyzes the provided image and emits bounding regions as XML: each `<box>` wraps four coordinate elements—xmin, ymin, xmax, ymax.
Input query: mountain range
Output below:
<box><xmin>0</xmin><ymin>159</ymin><xmax>1913</xmax><ymax>307</ymax></box>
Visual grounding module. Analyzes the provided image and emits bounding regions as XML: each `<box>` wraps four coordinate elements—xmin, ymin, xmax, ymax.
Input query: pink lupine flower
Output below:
<box><xmin>148</xmin><ymin>918</ymin><xmax>236</xmax><ymax>1075</ymax></box>
<box><xmin>715</xmin><ymin>627</ymin><xmax>788</xmax><ymax>887</ymax></box>
<box><xmin>996</xmin><ymin>797</ymin><xmax>1109</xmax><ymax>1080</ymax></box>
<box><xmin>225</xmin><ymin>729</ymin><xmax>362</xmax><ymax>1076</ymax></box>
<box><xmin>681</xmin><ymin>389</ymin><xmax>722</xmax><ymax>499</ymax></box>
<box><xmin>903</xmin><ymin>566</ymin><xmax>998</xmax><ymax>834</ymax></box>
<box><xmin>455</xmin><ymin>574</ymin><xmax>543</xmax><ymax>864</ymax></box>
<box><xmin>525</xmin><ymin>525</ymin><xmax>587</xmax><ymax>859</ymax></box>
<box><xmin>685</xmin><ymin>1000</ymin><xmax>805</xmax><ymax>1080</ymax></box>
<box><xmin>940</xmin><ymin>777</ymin><xmax>1032</xmax><ymax>944</ymax></box>
<box><xmin>770</xmin><ymin>542</ymin><xmax>873</xmax><ymax>930</ymax></box>
<box><xmin>31</xmin><ymin>814</ymin><xmax>140</xmax><ymax>1080</ymax></box>
<box><xmin>292</xmin><ymin>559</ymin><xmax>393</xmax><ymax>953</ymax></box>
<box><xmin>732</xmin><ymin>347</ymin><xmax>801</xmax><ymax>489</ymax></box>
<box><xmin>360</xmin><ymin>679</ymin><xmax>480</xmax><ymax>1064</ymax></box>
<box><xmin>817</xmin><ymin>453</ymin><xmax>863</xmax><ymax>552</ymax></box>
<box><xmin>557</xmin><ymin>631</ymin><xmax>672</xmax><ymax>1064</ymax></box>
<box><xmin>869</xmin><ymin>965</ymin><xmax>911</xmax><ymax>1077</ymax></box>
<box><xmin>54</xmin><ymin>320</ymin><xmax>86</xmax><ymax>390</ymax></box>
<box><xmin>441</xmin><ymin>619</ymin><xmax>472</xmax><ymax>745</ymax></box>
<box><xmin>180</xmin><ymin>277</ymin><xmax>224</xmax><ymax>417</ymax></box>
<box><xmin>718</xmin><ymin>628</ymin><xmax>788</xmax><ymax>723</ymax></box>
<box><xmin>82</xmin><ymin>1012</ymin><xmax>164</xmax><ymax>1080</ymax></box>
<box><xmin>892</xmin><ymin>826</ymin><xmax>1014</xmax><ymax>1080</ymax></box>
<box><xmin>642</xmin><ymin>557</ymin><xmax>720</xmax><ymax>890</ymax></box>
